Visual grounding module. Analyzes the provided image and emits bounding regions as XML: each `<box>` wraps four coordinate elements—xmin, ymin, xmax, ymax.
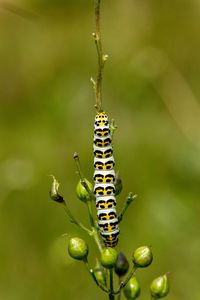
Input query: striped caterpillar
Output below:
<box><xmin>93</xmin><ymin>111</ymin><xmax>119</xmax><ymax>247</ymax></box>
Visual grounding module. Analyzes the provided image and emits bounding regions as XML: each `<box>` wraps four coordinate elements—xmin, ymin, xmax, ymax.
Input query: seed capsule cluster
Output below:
<box><xmin>93</xmin><ymin>112</ymin><xmax>119</xmax><ymax>247</ymax></box>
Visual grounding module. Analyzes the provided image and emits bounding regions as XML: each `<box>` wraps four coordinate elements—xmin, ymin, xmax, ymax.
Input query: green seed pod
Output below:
<box><xmin>150</xmin><ymin>274</ymin><xmax>169</xmax><ymax>298</ymax></box>
<box><xmin>123</xmin><ymin>276</ymin><xmax>140</xmax><ymax>299</ymax></box>
<box><xmin>132</xmin><ymin>246</ymin><xmax>153</xmax><ymax>268</ymax></box>
<box><xmin>114</xmin><ymin>252</ymin><xmax>129</xmax><ymax>276</ymax></box>
<box><xmin>76</xmin><ymin>179</ymin><xmax>93</xmax><ymax>202</ymax></box>
<box><xmin>114</xmin><ymin>171</ymin><xmax>123</xmax><ymax>196</ymax></box>
<box><xmin>100</xmin><ymin>247</ymin><xmax>118</xmax><ymax>269</ymax></box>
<box><xmin>49</xmin><ymin>175</ymin><xmax>64</xmax><ymax>203</ymax></box>
<box><xmin>93</xmin><ymin>259</ymin><xmax>107</xmax><ymax>287</ymax></box>
<box><xmin>68</xmin><ymin>237</ymin><xmax>88</xmax><ymax>261</ymax></box>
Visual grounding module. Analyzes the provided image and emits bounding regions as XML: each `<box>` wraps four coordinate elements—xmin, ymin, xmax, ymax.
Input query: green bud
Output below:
<box><xmin>132</xmin><ymin>246</ymin><xmax>153</xmax><ymax>268</ymax></box>
<box><xmin>114</xmin><ymin>252</ymin><xmax>129</xmax><ymax>276</ymax></box>
<box><xmin>68</xmin><ymin>237</ymin><xmax>88</xmax><ymax>261</ymax></box>
<box><xmin>150</xmin><ymin>274</ymin><xmax>169</xmax><ymax>298</ymax></box>
<box><xmin>76</xmin><ymin>179</ymin><xmax>93</xmax><ymax>202</ymax></box>
<box><xmin>123</xmin><ymin>276</ymin><xmax>140</xmax><ymax>299</ymax></box>
<box><xmin>49</xmin><ymin>175</ymin><xmax>64</xmax><ymax>203</ymax></box>
<box><xmin>100</xmin><ymin>247</ymin><xmax>118</xmax><ymax>269</ymax></box>
<box><xmin>114</xmin><ymin>171</ymin><xmax>123</xmax><ymax>196</ymax></box>
<box><xmin>93</xmin><ymin>259</ymin><xmax>107</xmax><ymax>287</ymax></box>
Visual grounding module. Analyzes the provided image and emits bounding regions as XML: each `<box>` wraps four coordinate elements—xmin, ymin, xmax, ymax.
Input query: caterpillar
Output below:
<box><xmin>93</xmin><ymin>111</ymin><xmax>119</xmax><ymax>247</ymax></box>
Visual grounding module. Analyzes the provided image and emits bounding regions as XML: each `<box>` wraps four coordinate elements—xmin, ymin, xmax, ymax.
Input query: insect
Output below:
<box><xmin>93</xmin><ymin>112</ymin><xmax>119</xmax><ymax>247</ymax></box>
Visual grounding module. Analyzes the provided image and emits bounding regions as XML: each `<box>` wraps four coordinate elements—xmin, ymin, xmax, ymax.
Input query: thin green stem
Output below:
<box><xmin>109</xmin><ymin>269</ymin><xmax>115</xmax><ymax>300</ymax></box>
<box><xmin>110</xmin><ymin>119</ymin><xmax>117</xmax><ymax>137</ymax></box>
<box><xmin>86</xmin><ymin>200</ymin><xmax>95</xmax><ymax>227</ymax></box>
<box><xmin>92</xmin><ymin>227</ymin><xmax>104</xmax><ymax>253</ymax></box>
<box><xmin>114</xmin><ymin>265</ymin><xmax>137</xmax><ymax>295</ymax></box>
<box><xmin>73</xmin><ymin>152</ymin><xmax>104</xmax><ymax>251</ymax></box>
<box><xmin>62</xmin><ymin>202</ymin><xmax>91</xmax><ymax>234</ymax></box>
<box><xmin>74</xmin><ymin>152</ymin><xmax>95</xmax><ymax>200</ymax></box>
<box><xmin>49</xmin><ymin>175</ymin><xmax>91</xmax><ymax>234</ymax></box>
<box><xmin>118</xmin><ymin>193</ymin><xmax>137</xmax><ymax>223</ymax></box>
<box><xmin>84</xmin><ymin>259</ymin><xmax>108</xmax><ymax>293</ymax></box>
<box><xmin>95</xmin><ymin>0</ymin><xmax>101</xmax><ymax>33</ymax></box>
<box><xmin>93</xmin><ymin>0</ymin><xmax>108</xmax><ymax>112</ymax></box>
<box><xmin>117</xmin><ymin>277</ymin><xmax>122</xmax><ymax>300</ymax></box>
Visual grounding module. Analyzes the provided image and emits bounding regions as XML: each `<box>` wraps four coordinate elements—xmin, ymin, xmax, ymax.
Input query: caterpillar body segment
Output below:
<box><xmin>95</xmin><ymin>195</ymin><xmax>117</xmax><ymax>210</ymax></box>
<box><xmin>94</xmin><ymin>169</ymin><xmax>115</xmax><ymax>184</ymax></box>
<box><xmin>93</xmin><ymin>145</ymin><xmax>113</xmax><ymax>159</ymax></box>
<box><xmin>93</xmin><ymin>112</ymin><xmax>119</xmax><ymax>247</ymax></box>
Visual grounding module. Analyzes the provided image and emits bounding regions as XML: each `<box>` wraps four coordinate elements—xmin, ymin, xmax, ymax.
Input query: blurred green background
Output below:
<box><xmin>1</xmin><ymin>0</ymin><xmax>200</xmax><ymax>299</ymax></box>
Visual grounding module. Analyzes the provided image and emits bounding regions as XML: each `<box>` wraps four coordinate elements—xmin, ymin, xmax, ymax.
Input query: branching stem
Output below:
<box><xmin>118</xmin><ymin>193</ymin><xmax>137</xmax><ymax>223</ymax></box>
<box><xmin>73</xmin><ymin>152</ymin><xmax>95</xmax><ymax>201</ymax></box>
<box><xmin>114</xmin><ymin>265</ymin><xmax>137</xmax><ymax>295</ymax></box>
<box><xmin>84</xmin><ymin>259</ymin><xmax>108</xmax><ymax>293</ymax></box>
<box><xmin>49</xmin><ymin>175</ymin><xmax>91</xmax><ymax>234</ymax></box>
<box><xmin>73</xmin><ymin>152</ymin><xmax>104</xmax><ymax>253</ymax></box>
<box><xmin>62</xmin><ymin>201</ymin><xmax>91</xmax><ymax>234</ymax></box>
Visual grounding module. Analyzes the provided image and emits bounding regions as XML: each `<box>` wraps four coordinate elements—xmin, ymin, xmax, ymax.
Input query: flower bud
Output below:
<box><xmin>150</xmin><ymin>274</ymin><xmax>169</xmax><ymax>298</ymax></box>
<box><xmin>114</xmin><ymin>171</ymin><xmax>123</xmax><ymax>196</ymax></box>
<box><xmin>68</xmin><ymin>237</ymin><xmax>88</xmax><ymax>261</ymax></box>
<box><xmin>132</xmin><ymin>246</ymin><xmax>153</xmax><ymax>268</ymax></box>
<box><xmin>114</xmin><ymin>252</ymin><xmax>129</xmax><ymax>276</ymax></box>
<box><xmin>93</xmin><ymin>260</ymin><xmax>107</xmax><ymax>287</ymax></box>
<box><xmin>76</xmin><ymin>179</ymin><xmax>93</xmax><ymax>202</ymax></box>
<box><xmin>49</xmin><ymin>175</ymin><xmax>64</xmax><ymax>203</ymax></box>
<box><xmin>100</xmin><ymin>248</ymin><xmax>118</xmax><ymax>269</ymax></box>
<box><xmin>123</xmin><ymin>276</ymin><xmax>140</xmax><ymax>299</ymax></box>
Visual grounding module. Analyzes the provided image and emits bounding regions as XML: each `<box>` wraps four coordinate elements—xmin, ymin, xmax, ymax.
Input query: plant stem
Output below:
<box><xmin>93</xmin><ymin>0</ymin><xmax>108</xmax><ymax>112</ymax></box>
<box><xmin>73</xmin><ymin>152</ymin><xmax>104</xmax><ymax>251</ymax></box>
<box><xmin>62</xmin><ymin>202</ymin><xmax>91</xmax><ymax>234</ymax></box>
<box><xmin>49</xmin><ymin>175</ymin><xmax>91</xmax><ymax>234</ymax></box>
<box><xmin>87</xmin><ymin>200</ymin><xmax>95</xmax><ymax>227</ymax></box>
<box><xmin>114</xmin><ymin>266</ymin><xmax>137</xmax><ymax>294</ymax></box>
<box><xmin>109</xmin><ymin>269</ymin><xmax>115</xmax><ymax>300</ymax></box>
<box><xmin>92</xmin><ymin>227</ymin><xmax>104</xmax><ymax>253</ymax></box>
<box><xmin>117</xmin><ymin>277</ymin><xmax>122</xmax><ymax>300</ymax></box>
<box><xmin>84</xmin><ymin>259</ymin><xmax>108</xmax><ymax>293</ymax></box>
<box><xmin>118</xmin><ymin>193</ymin><xmax>137</xmax><ymax>223</ymax></box>
<box><xmin>74</xmin><ymin>152</ymin><xmax>95</xmax><ymax>200</ymax></box>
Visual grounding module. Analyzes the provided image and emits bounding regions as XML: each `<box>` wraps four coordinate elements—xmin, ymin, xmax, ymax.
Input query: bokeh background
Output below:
<box><xmin>1</xmin><ymin>0</ymin><xmax>200</xmax><ymax>299</ymax></box>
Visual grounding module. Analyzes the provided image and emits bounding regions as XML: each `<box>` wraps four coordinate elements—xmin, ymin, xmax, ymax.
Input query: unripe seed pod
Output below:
<box><xmin>150</xmin><ymin>274</ymin><xmax>169</xmax><ymax>298</ymax></box>
<box><xmin>76</xmin><ymin>179</ymin><xmax>93</xmax><ymax>202</ymax></box>
<box><xmin>114</xmin><ymin>252</ymin><xmax>129</xmax><ymax>276</ymax></box>
<box><xmin>68</xmin><ymin>237</ymin><xmax>88</xmax><ymax>261</ymax></box>
<box><xmin>132</xmin><ymin>246</ymin><xmax>153</xmax><ymax>268</ymax></box>
<box><xmin>93</xmin><ymin>260</ymin><xmax>107</xmax><ymax>287</ymax></box>
<box><xmin>100</xmin><ymin>248</ymin><xmax>118</xmax><ymax>269</ymax></box>
<box><xmin>123</xmin><ymin>276</ymin><xmax>140</xmax><ymax>299</ymax></box>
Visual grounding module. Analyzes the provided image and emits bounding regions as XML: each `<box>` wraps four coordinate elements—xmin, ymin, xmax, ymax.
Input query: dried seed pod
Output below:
<box><xmin>49</xmin><ymin>175</ymin><xmax>64</xmax><ymax>203</ymax></box>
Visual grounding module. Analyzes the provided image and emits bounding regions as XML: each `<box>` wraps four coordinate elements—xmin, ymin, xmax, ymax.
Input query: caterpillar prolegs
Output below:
<box><xmin>93</xmin><ymin>112</ymin><xmax>119</xmax><ymax>247</ymax></box>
